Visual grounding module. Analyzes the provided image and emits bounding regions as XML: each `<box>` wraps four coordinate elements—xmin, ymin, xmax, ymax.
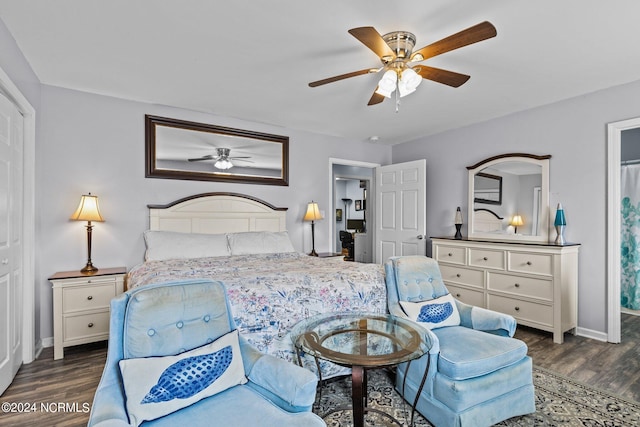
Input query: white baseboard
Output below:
<box><xmin>41</xmin><ymin>336</ymin><xmax>54</xmax><ymax>348</ymax></box>
<box><xmin>575</xmin><ymin>327</ymin><xmax>608</xmax><ymax>342</ymax></box>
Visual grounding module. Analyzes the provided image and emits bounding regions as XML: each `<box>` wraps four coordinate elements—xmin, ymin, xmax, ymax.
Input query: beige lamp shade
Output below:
<box><xmin>303</xmin><ymin>202</ymin><xmax>323</xmax><ymax>222</ymax></box>
<box><xmin>70</xmin><ymin>193</ymin><xmax>105</xmax><ymax>222</ymax></box>
<box><xmin>510</xmin><ymin>215</ymin><xmax>524</xmax><ymax>227</ymax></box>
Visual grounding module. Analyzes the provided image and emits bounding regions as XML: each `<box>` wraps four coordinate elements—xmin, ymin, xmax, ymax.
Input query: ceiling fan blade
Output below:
<box><xmin>414</xmin><ymin>65</ymin><xmax>470</xmax><ymax>87</ymax></box>
<box><xmin>309</xmin><ymin>68</ymin><xmax>376</xmax><ymax>87</ymax></box>
<box><xmin>348</xmin><ymin>27</ymin><xmax>396</xmax><ymax>61</ymax></box>
<box><xmin>410</xmin><ymin>21</ymin><xmax>496</xmax><ymax>62</ymax></box>
<box><xmin>188</xmin><ymin>155</ymin><xmax>215</xmax><ymax>162</ymax></box>
<box><xmin>367</xmin><ymin>91</ymin><xmax>385</xmax><ymax>106</ymax></box>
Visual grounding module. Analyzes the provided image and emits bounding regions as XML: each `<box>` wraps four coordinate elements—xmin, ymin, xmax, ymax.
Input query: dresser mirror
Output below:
<box><xmin>467</xmin><ymin>153</ymin><xmax>551</xmax><ymax>243</ymax></box>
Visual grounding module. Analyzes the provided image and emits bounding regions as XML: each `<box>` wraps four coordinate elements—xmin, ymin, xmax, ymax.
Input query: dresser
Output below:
<box><xmin>49</xmin><ymin>267</ymin><xmax>126</xmax><ymax>359</ymax></box>
<box><xmin>431</xmin><ymin>238</ymin><xmax>580</xmax><ymax>344</ymax></box>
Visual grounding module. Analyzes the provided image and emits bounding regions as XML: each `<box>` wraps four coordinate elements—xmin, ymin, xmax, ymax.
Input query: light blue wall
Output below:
<box><xmin>392</xmin><ymin>78</ymin><xmax>640</xmax><ymax>335</ymax></box>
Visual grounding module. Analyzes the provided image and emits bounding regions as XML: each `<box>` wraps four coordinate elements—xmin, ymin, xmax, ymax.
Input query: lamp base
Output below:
<box><xmin>554</xmin><ymin>225</ymin><xmax>566</xmax><ymax>245</ymax></box>
<box><xmin>454</xmin><ymin>224</ymin><xmax>462</xmax><ymax>240</ymax></box>
<box><xmin>81</xmin><ymin>263</ymin><xmax>99</xmax><ymax>274</ymax></box>
<box><xmin>308</xmin><ymin>249</ymin><xmax>318</xmax><ymax>257</ymax></box>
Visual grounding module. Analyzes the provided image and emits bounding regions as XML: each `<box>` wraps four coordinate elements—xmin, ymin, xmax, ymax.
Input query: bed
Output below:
<box><xmin>127</xmin><ymin>192</ymin><xmax>387</xmax><ymax>376</ymax></box>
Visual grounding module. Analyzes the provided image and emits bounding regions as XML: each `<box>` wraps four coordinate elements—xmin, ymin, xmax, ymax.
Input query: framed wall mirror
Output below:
<box><xmin>467</xmin><ymin>153</ymin><xmax>551</xmax><ymax>243</ymax></box>
<box><xmin>145</xmin><ymin>115</ymin><xmax>289</xmax><ymax>186</ymax></box>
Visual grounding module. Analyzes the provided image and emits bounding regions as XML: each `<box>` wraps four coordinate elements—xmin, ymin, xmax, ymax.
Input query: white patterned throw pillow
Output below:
<box><xmin>119</xmin><ymin>329</ymin><xmax>247</xmax><ymax>426</ymax></box>
<box><xmin>399</xmin><ymin>293</ymin><xmax>460</xmax><ymax>329</ymax></box>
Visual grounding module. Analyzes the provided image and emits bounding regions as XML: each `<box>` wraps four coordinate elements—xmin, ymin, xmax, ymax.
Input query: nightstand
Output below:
<box><xmin>49</xmin><ymin>267</ymin><xmax>126</xmax><ymax>360</ymax></box>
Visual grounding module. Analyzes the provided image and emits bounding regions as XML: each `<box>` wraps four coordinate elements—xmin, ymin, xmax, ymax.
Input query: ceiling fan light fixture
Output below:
<box><xmin>214</xmin><ymin>158</ymin><xmax>233</xmax><ymax>170</ymax></box>
<box><xmin>398</xmin><ymin>67</ymin><xmax>422</xmax><ymax>97</ymax></box>
<box><xmin>375</xmin><ymin>69</ymin><xmax>398</xmax><ymax>98</ymax></box>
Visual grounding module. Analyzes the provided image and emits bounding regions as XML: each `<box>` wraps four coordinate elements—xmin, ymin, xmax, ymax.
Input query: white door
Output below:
<box><xmin>375</xmin><ymin>159</ymin><xmax>426</xmax><ymax>264</ymax></box>
<box><xmin>0</xmin><ymin>92</ymin><xmax>23</xmax><ymax>394</ymax></box>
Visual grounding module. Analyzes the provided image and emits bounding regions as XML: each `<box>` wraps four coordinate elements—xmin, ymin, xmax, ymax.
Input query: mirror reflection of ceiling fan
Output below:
<box><xmin>309</xmin><ymin>21</ymin><xmax>497</xmax><ymax>106</ymax></box>
<box><xmin>187</xmin><ymin>147</ymin><xmax>253</xmax><ymax>170</ymax></box>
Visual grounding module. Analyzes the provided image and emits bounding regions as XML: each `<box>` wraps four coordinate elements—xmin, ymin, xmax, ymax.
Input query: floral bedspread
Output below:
<box><xmin>127</xmin><ymin>252</ymin><xmax>387</xmax><ymax>376</ymax></box>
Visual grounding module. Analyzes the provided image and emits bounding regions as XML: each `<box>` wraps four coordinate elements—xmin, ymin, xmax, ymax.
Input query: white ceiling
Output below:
<box><xmin>2</xmin><ymin>1</ymin><xmax>640</xmax><ymax>145</ymax></box>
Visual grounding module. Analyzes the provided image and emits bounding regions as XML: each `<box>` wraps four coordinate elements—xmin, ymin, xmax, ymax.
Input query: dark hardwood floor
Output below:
<box><xmin>1</xmin><ymin>315</ymin><xmax>639</xmax><ymax>426</ymax></box>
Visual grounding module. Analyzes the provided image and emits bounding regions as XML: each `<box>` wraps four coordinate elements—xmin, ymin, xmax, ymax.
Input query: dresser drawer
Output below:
<box><xmin>440</xmin><ymin>265</ymin><xmax>484</xmax><ymax>289</ymax></box>
<box><xmin>508</xmin><ymin>252</ymin><xmax>552</xmax><ymax>276</ymax></box>
<box><xmin>447</xmin><ymin>284</ymin><xmax>485</xmax><ymax>307</ymax></box>
<box><xmin>434</xmin><ymin>245</ymin><xmax>466</xmax><ymax>265</ymax></box>
<box><xmin>469</xmin><ymin>248</ymin><xmax>505</xmax><ymax>270</ymax></box>
<box><xmin>64</xmin><ymin>311</ymin><xmax>110</xmax><ymax>341</ymax></box>
<box><xmin>63</xmin><ymin>284</ymin><xmax>116</xmax><ymax>313</ymax></box>
<box><xmin>488</xmin><ymin>272</ymin><xmax>552</xmax><ymax>301</ymax></box>
<box><xmin>488</xmin><ymin>294</ymin><xmax>552</xmax><ymax>327</ymax></box>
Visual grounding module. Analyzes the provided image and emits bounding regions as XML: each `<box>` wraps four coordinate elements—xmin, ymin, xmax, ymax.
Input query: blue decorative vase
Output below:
<box><xmin>554</xmin><ymin>203</ymin><xmax>566</xmax><ymax>245</ymax></box>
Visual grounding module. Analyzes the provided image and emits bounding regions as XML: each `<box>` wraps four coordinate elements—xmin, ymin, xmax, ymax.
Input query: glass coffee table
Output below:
<box><xmin>291</xmin><ymin>312</ymin><xmax>430</xmax><ymax>427</ymax></box>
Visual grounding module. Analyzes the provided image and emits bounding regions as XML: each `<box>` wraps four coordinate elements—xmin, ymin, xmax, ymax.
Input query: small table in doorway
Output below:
<box><xmin>291</xmin><ymin>312</ymin><xmax>430</xmax><ymax>427</ymax></box>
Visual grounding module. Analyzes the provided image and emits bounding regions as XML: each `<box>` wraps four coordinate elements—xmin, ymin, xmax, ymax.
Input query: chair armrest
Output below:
<box><xmin>246</xmin><ymin>354</ymin><xmax>318</xmax><ymax>413</ymax></box>
<box><xmin>455</xmin><ymin>300</ymin><xmax>516</xmax><ymax>337</ymax></box>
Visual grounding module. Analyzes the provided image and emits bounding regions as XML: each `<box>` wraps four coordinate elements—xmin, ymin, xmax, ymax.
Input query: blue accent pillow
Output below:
<box><xmin>119</xmin><ymin>329</ymin><xmax>246</xmax><ymax>426</ymax></box>
<box><xmin>399</xmin><ymin>294</ymin><xmax>461</xmax><ymax>329</ymax></box>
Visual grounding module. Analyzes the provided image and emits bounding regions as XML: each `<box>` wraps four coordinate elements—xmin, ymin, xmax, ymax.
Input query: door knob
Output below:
<box><xmin>416</xmin><ymin>235</ymin><xmax>425</xmax><ymax>240</ymax></box>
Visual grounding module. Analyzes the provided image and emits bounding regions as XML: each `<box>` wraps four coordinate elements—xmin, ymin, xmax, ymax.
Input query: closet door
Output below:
<box><xmin>0</xmin><ymin>92</ymin><xmax>23</xmax><ymax>394</ymax></box>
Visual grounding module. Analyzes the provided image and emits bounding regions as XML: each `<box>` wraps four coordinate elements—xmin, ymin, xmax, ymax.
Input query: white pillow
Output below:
<box><xmin>227</xmin><ymin>231</ymin><xmax>295</xmax><ymax>255</ymax></box>
<box><xmin>143</xmin><ymin>230</ymin><xmax>230</xmax><ymax>261</ymax></box>
<box><xmin>119</xmin><ymin>330</ymin><xmax>247</xmax><ymax>426</ymax></box>
<box><xmin>399</xmin><ymin>294</ymin><xmax>460</xmax><ymax>329</ymax></box>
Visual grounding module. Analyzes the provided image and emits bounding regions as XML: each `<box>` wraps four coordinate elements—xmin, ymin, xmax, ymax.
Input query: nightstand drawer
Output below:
<box><xmin>439</xmin><ymin>265</ymin><xmax>484</xmax><ymax>289</ymax></box>
<box><xmin>63</xmin><ymin>284</ymin><xmax>116</xmax><ymax>313</ymax></box>
<box><xmin>508</xmin><ymin>252</ymin><xmax>552</xmax><ymax>276</ymax></box>
<box><xmin>488</xmin><ymin>272</ymin><xmax>552</xmax><ymax>301</ymax></box>
<box><xmin>64</xmin><ymin>311</ymin><xmax>110</xmax><ymax>341</ymax></box>
<box><xmin>434</xmin><ymin>245</ymin><xmax>466</xmax><ymax>265</ymax></box>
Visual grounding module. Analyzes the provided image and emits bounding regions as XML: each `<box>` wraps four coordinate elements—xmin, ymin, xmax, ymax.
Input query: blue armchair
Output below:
<box><xmin>88</xmin><ymin>279</ymin><xmax>325</xmax><ymax>427</ymax></box>
<box><xmin>385</xmin><ymin>256</ymin><xmax>535</xmax><ymax>427</ymax></box>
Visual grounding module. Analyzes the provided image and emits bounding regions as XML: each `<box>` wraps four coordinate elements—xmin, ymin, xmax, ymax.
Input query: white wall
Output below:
<box><xmin>36</xmin><ymin>85</ymin><xmax>391</xmax><ymax>343</ymax></box>
<box><xmin>392</xmin><ymin>78</ymin><xmax>640</xmax><ymax>336</ymax></box>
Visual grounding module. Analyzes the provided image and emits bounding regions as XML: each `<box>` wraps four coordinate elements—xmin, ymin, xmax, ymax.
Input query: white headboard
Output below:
<box><xmin>148</xmin><ymin>193</ymin><xmax>287</xmax><ymax>234</ymax></box>
<box><xmin>472</xmin><ymin>208</ymin><xmax>504</xmax><ymax>233</ymax></box>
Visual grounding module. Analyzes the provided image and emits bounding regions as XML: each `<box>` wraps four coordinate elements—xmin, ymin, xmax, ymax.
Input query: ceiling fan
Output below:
<box><xmin>188</xmin><ymin>147</ymin><xmax>253</xmax><ymax>170</ymax></box>
<box><xmin>309</xmin><ymin>21</ymin><xmax>497</xmax><ymax>106</ymax></box>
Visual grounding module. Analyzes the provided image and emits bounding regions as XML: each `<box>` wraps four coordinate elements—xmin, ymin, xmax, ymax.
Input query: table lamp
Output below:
<box><xmin>303</xmin><ymin>201</ymin><xmax>323</xmax><ymax>256</ymax></box>
<box><xmin>454</xmin><ymin>207</ymin><xmax>463</xmax><ymax>239</ymax></box>
<box><xmin>70</xmin><ymin>193</ymin><xmax>104</xmax><ymax>273</ymax></box>
<box><xmin>511</xmin><ymin>214</ymin><xmax>524</xmax><ymax>234</ymax></box>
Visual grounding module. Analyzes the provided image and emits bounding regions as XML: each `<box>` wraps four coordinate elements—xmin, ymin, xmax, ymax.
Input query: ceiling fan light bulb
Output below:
<box><xmin>398</xmin><ymin>68</ymin><xmax>421</xmax><ymax>97</ymax></box>
<box><xmin>214</xmin><ymin>159</ymin><xmax>233</xmax><ymax>170</ymax></box>
<box><xmin>375</xmin><ymin>70</ymin><xmax>397</xmax><ymax>97</ymax></box>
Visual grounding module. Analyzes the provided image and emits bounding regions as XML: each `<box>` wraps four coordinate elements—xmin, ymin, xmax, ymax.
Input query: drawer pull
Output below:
<box><xmin>88</xmin><ymin>322</ymin><xmax>94</xmax><ymax>328</ymax></box>
<box><xmin>514</xmin><ymin>283</ymin><xmax>520</xmax><ymax>288</ymax></box>
<box><xmin>483</xmin><ymin>257</ymin><xmax>488</xmax><ymax>261</ymax></box>
<box><xmin>456</xmin><ymin>274</ymin><xmax>461</xmax><ymax>278</ymax></box>
<box><xmin>448</xmin><ymin>253</ymin><xmax>453</xmax><ymax>257</ymax></box>
<box><xmin>456</xmin><ymin>293</ymin><xmax>461</xmax><ymax>298</ymax></box>
<box><xmin>87</xmin><ymin>295</ymin><xmax>93</xmax><ymax>300</ymax></box>
<box><xmin>526</xmin><ymin>261</ymin><xmax>532</xmax><ymax>266</ymax></box>
<box><xmin>514</xmin><ymin>307</ymin><xmax>520</xmax><ymax>312</ymax></box>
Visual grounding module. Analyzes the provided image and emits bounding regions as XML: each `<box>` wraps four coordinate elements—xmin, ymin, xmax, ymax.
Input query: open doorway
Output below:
<box><xmin>329</xmin><ymin>159</ymin><xmax>379</xmax><ymax>263</ymax></box>
<box><xmin>607</xmin><ymin>117</ymin><xmax>640</xmax><ymax>343</ymax></box>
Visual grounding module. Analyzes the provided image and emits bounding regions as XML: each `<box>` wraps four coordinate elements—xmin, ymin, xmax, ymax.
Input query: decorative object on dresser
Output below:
<box><xmin>303</xmin><ymin>201</ymin><xmax>323</xmax><ymax>256</ymax></box>
<box><xmin>554</xmin><ymin>203</ymin><xmax>567</xmax><ymax>245</ymax></box>
<box><xmin>467</xmin><ymin>153</ymin><xmax>551</xmax><ymax>243</ymax></box>
<box><xmin>454</xmin><ymin>207</ymin><xmax>463</xmax><ymax>239</ymax></box>
<box><xmin>432</xmin><ymin>238</ymin><xmax>580</xmax><ymax>344</ymax></box>
<box><xmin>70</xmin><ymin>193</ymin><xmax>104</xmax><ymax>273</ymax></box>
<box><xmin>49</xmin><ymin>267</ymin><xmax>125</xmax><ymax>360</ymax></box>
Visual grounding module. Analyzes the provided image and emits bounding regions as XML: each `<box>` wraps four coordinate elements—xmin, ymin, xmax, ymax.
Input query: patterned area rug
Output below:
<box><xmin>316</xmin><ymin>367</ymin><xmax>640</xmax><ymax>426</ymax></box>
